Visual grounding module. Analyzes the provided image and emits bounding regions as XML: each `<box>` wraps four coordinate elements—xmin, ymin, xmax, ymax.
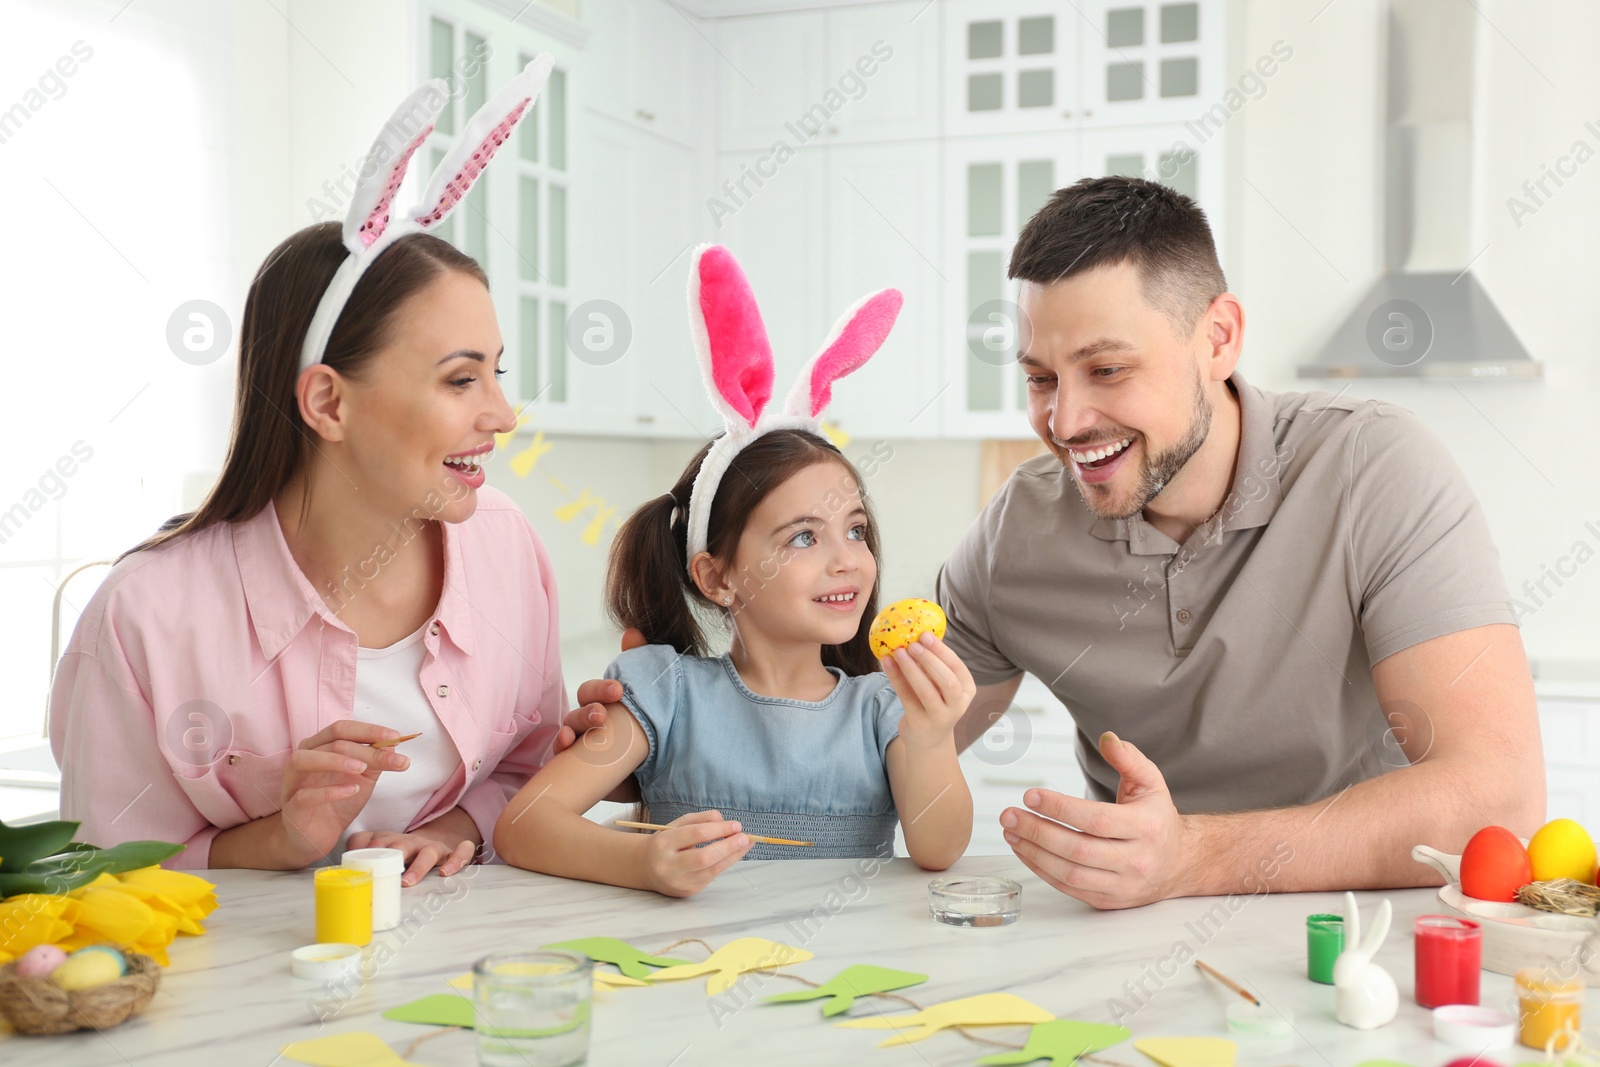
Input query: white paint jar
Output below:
<box><xmin>342</xmin><ymin>848</ymin><xmax>405</xmax><ymax>931</ymax></box>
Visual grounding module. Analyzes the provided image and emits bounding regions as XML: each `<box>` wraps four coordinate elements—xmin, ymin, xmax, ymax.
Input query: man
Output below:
<box><xmin>566</xmin><ymin>177</ymin><xmax>1541</xmax><ymax>909</ymax></box>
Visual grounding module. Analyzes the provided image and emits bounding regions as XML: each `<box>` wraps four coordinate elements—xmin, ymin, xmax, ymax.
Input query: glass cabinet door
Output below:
<box><xmin>942</xmin><ymin>0</ymin><xmax>1080</xmax><ymax>137</ymax></box>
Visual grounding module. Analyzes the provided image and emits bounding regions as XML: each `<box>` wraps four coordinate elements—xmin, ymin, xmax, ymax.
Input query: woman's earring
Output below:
<box><xmin>723</xmin><ymin>596</ymin><xmax>732</xmax><ymax>606</ymax></box>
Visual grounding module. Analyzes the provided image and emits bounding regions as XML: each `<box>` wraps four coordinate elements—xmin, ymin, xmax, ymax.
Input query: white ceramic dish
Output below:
<box><xmin>1411</xmin><ymin>845</ymin><xmax>1600</xmax><ymax>984</ymax></box>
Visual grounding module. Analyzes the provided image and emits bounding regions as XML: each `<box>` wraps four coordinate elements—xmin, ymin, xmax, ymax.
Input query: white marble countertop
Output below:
<box><xmin>9</xmin><ymin>857</ymin><xmax>1576</xmax><ymax>1067</ymax></box>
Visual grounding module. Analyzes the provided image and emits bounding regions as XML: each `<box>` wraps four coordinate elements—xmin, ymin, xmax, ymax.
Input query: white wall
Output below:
<box><xmin>1226</xmin><ymin>0</ymin><xmax>1600</xmax><ymax>668</ymax></box>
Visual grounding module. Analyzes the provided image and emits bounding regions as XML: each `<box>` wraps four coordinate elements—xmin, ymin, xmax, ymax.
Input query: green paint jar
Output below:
<box><xmin>1307</xmin><ymin>913</ymin><xmax>1344</xmax><ymax>984</ymax></box>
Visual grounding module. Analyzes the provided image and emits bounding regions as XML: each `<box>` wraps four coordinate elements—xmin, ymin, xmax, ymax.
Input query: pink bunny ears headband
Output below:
<box><xmin>298</xmin><ymin>55</ymin><xmax>556</xmax><ymax>373</ymax></box>
<box><xmin>683</xmin><ymin>244</ymin><xmax>903</xmax><ymax>567</ymax></box>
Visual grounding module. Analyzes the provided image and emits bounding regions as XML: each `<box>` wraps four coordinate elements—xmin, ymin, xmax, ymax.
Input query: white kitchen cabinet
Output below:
<box><xmin>941</xmin><ymin>0</ymin><xmax>1080</xmax><ymax>138</ymax></box>
<box><xmin>714</xmin><ymin>10</ymin><xmax>831</xmax><ymax>154</ymax></box>
<box><xmin>708</xmin><ymin>146</ymin><xmax>833</xmax><ymax>411</ymax></box>
<box><xmin>1537</xmin><ymin>693</ymin><xmax>1600</xmax><ymax>826</ymax></box>
<box><xmin>939</xmin><ymin>133</ymin><xmax>1076</xmax><ymax>440</ymax></box>
<box><xmin>1076</xmin><ymin>0</ymin><xmax>1225</xmax><ymax>130</ymax></box>
<box><xmin>715</xmin><ymin>2</ymin><xmax>938</xmax><ymax>154</ymax></box>
<box><xmin>581</xmin><ymin>0</ymin><xmax>707</xmax><ymax>149</ymax></box>
<box><xmin>824</xmin><ymin>141</ymin><xmax>945</xmax><ymax>438</ymax></box>
<box><xmin>823</xmin><ymin>0</ymin><xmax>941</xmax><ymax>145</ymax></box>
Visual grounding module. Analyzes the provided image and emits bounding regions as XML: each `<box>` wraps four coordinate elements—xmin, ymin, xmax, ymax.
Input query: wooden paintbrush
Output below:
<box><xmin>1195</xmin><ymin>960</ymin><xmax>1260</xmax><ymax>1006</ymax></box>
<box><xmin>615</xmin><ymin>820</ymin><xmax>813</xmax><ymax>847</ymax></box>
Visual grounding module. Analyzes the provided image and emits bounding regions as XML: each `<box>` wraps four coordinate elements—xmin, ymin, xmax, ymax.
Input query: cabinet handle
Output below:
<box><xmin>637</xmin><ymin>414</ymin><xmax>655</xmax><ymax>424</ymax></box>
<box><xmin>1062</xmin><ymin>110</ymin><xmax>1073</xmax><ymax>119</ymax></box>
<box><xmin>828</xmin><ymin>125</ymin><xmax>839</xmax><ymax>135</ymax></box>
<box><xmin>636</xmin><ymin>109</ymin><xmax>655</xmax><ymax>122</ymax></box>
<box><xmin>980</xmin><ymin>777</ymin><xmax>1048</xmax><ymax>789</ymax></box>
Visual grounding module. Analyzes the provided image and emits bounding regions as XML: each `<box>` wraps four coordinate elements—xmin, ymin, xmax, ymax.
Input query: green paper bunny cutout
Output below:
<box><xmin>542</xmin><ymin>937</ymin><xmax>691</xmax><ymax>980</ymax></box>
<box><xmin>763</xmin><ymin>964</ymin><xmax>928</xmax><ymax>1016</ymax></box>
<box><xmin>978</xmin><ymin>1020</ymin><xmax>1132</xmax><ymax>1067</ymax></box>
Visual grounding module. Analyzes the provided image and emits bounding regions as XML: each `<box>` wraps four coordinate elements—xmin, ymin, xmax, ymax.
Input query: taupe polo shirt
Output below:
<box><xmin>936</xmin><ymin>372</ymin><xmax>1515</xmax><ymax>813</ymax></box>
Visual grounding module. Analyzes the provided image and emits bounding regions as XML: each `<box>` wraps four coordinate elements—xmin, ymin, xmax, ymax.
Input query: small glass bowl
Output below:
<box><xmin>928</xmin><ymin>876</ymin><xmax>1022</xmax><ymax>927</ymax></box>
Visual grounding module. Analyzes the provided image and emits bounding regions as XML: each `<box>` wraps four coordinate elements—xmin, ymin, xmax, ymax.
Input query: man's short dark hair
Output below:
<box><xmin>1009</xmin><ymin>176</ymin><xmax>1227</xmax><ymax>332</ymax></box>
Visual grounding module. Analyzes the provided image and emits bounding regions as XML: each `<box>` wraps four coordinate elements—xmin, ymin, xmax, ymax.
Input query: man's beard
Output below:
<box><xmin>1068</xmin><ymin>371</ymin><xmax>1213</xmax><ymax>522</ymax></box>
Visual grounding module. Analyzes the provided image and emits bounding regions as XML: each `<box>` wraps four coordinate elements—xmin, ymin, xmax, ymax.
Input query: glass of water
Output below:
<box><xmin>473</xmin><ymin>950</ymin><xmax>593</xmax><ymax>1067</ymax></box>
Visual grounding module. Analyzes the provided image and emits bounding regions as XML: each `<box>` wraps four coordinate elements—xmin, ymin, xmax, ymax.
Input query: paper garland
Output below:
<box><xmin>281</xmin><ymin>1033</ymin><xmax>417</xmax><ymax>1067</ymax></box>
<box><xmin>1134</xmin><ymin>1037</ymin><xmax>1238</xmax><ymax>1067</ymax></box>
<box><xmin>648</xmin><ymin>936</ymin><xmax>814</xmax><ymax>995</ymax></box>
<box><xmin>978</xmin><ymin>1020</ymin><xmax>1133</xmax><ymax>1067</ymax></box>
<box><xmin>543</xmin><ymin>936</ymin><xmax>692</xmax><ymax>980</ymax></box>
<box><xmin>834</xmin><ymin>992</ymin><xmax>1055</xmax><ymax>1047</ymax></box>
<box><xmin>763</xmin><ymin>964</ymin><xmax>928</xmax><ymax>1017</ymax></box>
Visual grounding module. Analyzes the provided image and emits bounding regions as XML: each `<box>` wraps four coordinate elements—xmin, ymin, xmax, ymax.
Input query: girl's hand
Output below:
<box><xmin>276</xmin><ymin>720</ymin><xmax>408</xmax><ymax>866</ymax></box>
<box><xmin>639</xmin><ymin>810</ymin><xmax>751</xmax><ymax>897</ymax></box>
<box><xmin>881</xmin><ymin>633</ymin><xmax>977</xmax><ymax>751</ymax></box>
<box><xmin>346</xmin><ymin>829</ymin><xmax>477</xmax><ymax>886</ymax></box>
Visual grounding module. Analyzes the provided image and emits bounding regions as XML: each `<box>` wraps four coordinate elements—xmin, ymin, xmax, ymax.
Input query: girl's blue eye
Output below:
<box><xmin>847</xmin><ymin>524</ymin><xmax>867</xmax><ymax>541</ymax></box>
<box><xmin>788</xmin><ymin>529</ymin><xmax>817</xmax><ymax>548</ymax></box>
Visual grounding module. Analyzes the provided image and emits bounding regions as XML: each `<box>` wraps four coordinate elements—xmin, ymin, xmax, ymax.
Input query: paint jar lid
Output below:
<box><xmin>342</xmin><ymin>847</ymin><xmax>405</xmax><ymax>876</ymax></box>
<box><xmin>1433</xmin><ymin>1005</ymin><xmax>1516</xmax><ymax>1049</ymax></box>
<box><xmin>928</xmin><ymin>876</ymin><xmax>1022</xmax><ymax>927</ymax></box>
<box><xmin>291</xmin><ymin>943</ymin><xmax>363</xmax><ymax>981</ymax></box>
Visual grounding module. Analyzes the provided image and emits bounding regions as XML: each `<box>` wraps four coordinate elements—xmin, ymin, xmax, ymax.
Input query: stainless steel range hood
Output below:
<box><xmin>1299</xmin><ymin>0</ymin><xmax>1541</xmax><ymax>381</ymax></box>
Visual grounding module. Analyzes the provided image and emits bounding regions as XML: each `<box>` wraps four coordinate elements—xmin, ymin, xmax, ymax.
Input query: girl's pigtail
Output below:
<box><xmin>606</xmin><ymin>482</ymin><xmax>707</xmax><ymax>656</ymax></box>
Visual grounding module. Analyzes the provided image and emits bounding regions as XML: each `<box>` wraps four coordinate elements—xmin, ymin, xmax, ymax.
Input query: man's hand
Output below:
<box><xmin>553</xmin><ymin>627</ymin><xmax>648</xmax><ymax>804</ymax></box>
<box><xmin>1000</xmin><ymin>731</ymin><xmax>1193</xmax><ymax>910</ymax></box>
<box><xmin>553</xmin><ymin>627</ymin><xmax>649</xmax><ymax>754</ymax></box>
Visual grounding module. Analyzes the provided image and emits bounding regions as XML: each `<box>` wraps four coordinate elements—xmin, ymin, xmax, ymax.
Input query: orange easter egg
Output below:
<box><xmin>1459</xmin><ymin>825</ymin><xmax>1533</xmax><ymax>902</ymax></box>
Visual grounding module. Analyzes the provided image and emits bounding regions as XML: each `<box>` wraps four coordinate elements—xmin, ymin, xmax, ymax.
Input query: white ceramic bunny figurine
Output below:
<box><xmin>1333</xmin><ymin>890</ymin><xmax>1399</xmax><ymax>1029</ymax></box>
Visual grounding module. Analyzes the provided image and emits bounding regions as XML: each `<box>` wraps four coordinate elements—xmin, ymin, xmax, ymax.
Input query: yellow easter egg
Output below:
<box><xmin>1527</xmin><ymin>818</ymin><xmax>1598</xmax><ymax>884</ymax></box>
<box><xmin>869</xmin><ymin>598</ymin><xmax>947</xmax><ymax>659</ymax></box>
<box><xmin>50</xmin><ymin>950</ymin><xmax>124</xmax><ymax>991</ymax></box>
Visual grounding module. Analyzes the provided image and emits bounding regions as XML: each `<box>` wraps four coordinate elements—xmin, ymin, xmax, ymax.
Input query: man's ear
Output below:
<box><xmin>297</xmin><ymin>364</ymin><xmax>349</xmax><ymax>442</ymax></box>
<box><xmin>1202</xmin><ymin>292</ymin><xmax>1244</xmax><ymax>382</ymax></box>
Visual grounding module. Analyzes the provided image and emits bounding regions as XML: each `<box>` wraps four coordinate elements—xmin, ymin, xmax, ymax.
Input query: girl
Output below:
<box><xmin>495</xmin><ymin>246</ymin><xmax>974</xmax><ymax>897</ymax></box>
<box><xmin>50</xmin><ymin>61</ymin><xmax>570</xmax><ymax>884</ymax></box>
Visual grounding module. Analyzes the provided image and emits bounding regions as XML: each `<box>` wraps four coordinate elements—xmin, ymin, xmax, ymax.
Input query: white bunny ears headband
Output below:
<box><xmin>682</xmin><ymin>244</ymin><xmax>903</xmax><ymax>567</ymax></box>
<box><xmin>298</xmin><ymin>55</ymin><xmax>556</xmax><ymax>373</ymax></box>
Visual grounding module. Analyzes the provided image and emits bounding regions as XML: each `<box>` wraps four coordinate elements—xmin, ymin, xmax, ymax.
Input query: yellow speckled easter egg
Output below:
<box><xmin>869</xmin><ymin>598</ymin><xmax>948</xmax><ymax>658</ymax></box>
<box><xmin>49</xmin><ymin>949</ymin><xmax>126</xmax><ymax>991</ymax></box>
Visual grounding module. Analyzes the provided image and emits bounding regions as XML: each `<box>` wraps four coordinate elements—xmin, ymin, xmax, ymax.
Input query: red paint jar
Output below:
<box><xmin>1415</xmin><ymin>915</ymin><xmax>1482</xmax><ymax>1008</ymax></box>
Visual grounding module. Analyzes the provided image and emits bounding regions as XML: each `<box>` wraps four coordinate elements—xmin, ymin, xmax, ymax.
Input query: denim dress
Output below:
<box><xmin>604</xmin><ymin>644</ymin><xmax>904</xmax><ymax>860</ymax></box>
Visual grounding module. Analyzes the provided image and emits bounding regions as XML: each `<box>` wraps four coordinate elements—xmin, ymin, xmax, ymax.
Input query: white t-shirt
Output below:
<box><xmin>338</xmin><ymin>621</ymin><xmax>463</xmax><ymax>854</ymax></box>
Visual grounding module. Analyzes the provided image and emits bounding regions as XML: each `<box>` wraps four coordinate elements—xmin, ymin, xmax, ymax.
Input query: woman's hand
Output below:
<box><xmin>346</xmin><ymin>829</ymin><xmax>477</xmax><ymax>886</ymax></box>
<box><xmin>275</xmin><ymin>720</ymin><xmax>409</xmax><ymax>866</ymax></box>
<box><xmin>881</xmin><ymin>633</ymin><xmax>977</xmax><ymax>751</ymax></box>
<box><xmin>639</xmin><ymin>810</ymin><xmax>751</xmax><ymax>898</ymax></box>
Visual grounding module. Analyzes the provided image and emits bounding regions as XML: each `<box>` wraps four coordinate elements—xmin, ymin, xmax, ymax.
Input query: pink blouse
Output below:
<box><xmin>49</xmin><ymin>488</ymin><xmax>567</xmax><ymax>869</ymax></box>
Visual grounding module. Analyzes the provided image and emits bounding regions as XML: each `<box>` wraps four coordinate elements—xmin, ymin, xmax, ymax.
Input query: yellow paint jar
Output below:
<box><xmin>1515</xmin><ymin>967</ymin><xmax>1583</xmax><ymax>1052</ymax></box>
<box><xmin>314</xmin><ymin>867</ymin><xmax>372</xmax><ymax>947</ymax></box>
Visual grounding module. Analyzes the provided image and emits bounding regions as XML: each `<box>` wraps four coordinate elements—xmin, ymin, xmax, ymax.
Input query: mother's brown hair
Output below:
<box><xmin>125</xmin><ymin>222</ymin><xmax>486</xmax><ymax>557</ymax></box>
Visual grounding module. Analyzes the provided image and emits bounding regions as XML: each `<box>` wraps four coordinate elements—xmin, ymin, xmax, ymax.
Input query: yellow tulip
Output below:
<box><xmin>0</xmin><ymin>894</ymin><xmax>75</xmax><ymax>957</ymax></box>
<box><xmin>69</xmin><ymin>886</ymin><xmax>157</xmax><ymax>946</ymax></box>
<box><xmin>118</xmin><ymin>867</ymin><xmax>217</xmax><ymax>909</ymax></box>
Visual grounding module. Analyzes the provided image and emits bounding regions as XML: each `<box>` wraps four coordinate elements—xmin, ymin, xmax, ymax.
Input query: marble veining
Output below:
<box><xmin>8</xmin><ymin>857</ymin><xmax>1581</xmax><ymax>1066</ymax></box>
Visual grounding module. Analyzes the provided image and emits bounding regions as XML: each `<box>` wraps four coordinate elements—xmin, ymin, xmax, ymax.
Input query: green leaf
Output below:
<box><xmin>0</xmin><ymin>840</ymin><xmax>184</xmax><ymax>898</ymax></box>
<box><xmin>0</xmin><ymin>819</ymin><xmax>81</xmax><ymax>872</ymax></box>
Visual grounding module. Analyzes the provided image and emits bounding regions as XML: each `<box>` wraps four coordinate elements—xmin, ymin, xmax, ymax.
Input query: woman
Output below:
<box><xmin>49</xmin><ymin>222</ymin><xmax>567</xmax><ymax>885</ymax></box>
